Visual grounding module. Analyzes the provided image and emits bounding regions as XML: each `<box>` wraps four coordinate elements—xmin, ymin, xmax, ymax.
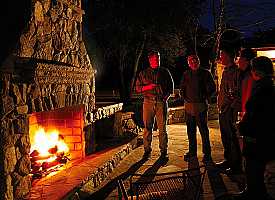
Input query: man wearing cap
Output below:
<box><xmin>136</xmin><ymin>50</ymin><xmax>174</xmax><ymax>160</ymax></box>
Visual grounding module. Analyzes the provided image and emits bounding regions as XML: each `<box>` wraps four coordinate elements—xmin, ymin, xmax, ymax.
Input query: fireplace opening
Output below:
<box><xmin>28</xmin><ymin>105</ymin><xmax>85</xmax><ymax>179</ymax></box>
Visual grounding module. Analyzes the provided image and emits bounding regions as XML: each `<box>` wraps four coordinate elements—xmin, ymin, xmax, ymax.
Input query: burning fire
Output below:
<box><xmin>31</xmin><ymin>127</ymin><xmax>69</xmax><ymax>157</ymax></box>
<box><xmin>29</xmin><ymin>127</ymin><xmax>70</xmax><ymax>178</ymax></box>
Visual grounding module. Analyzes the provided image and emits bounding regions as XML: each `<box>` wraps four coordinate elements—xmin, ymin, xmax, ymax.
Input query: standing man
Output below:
<box><xmin>236</xmin><ymin>56</ymin><xmax>275</xmax><ymax>199</ymax></box>
<box><xmin>180</xmin><ymin>55</ymin><xmax>216</xmax><ymax>163</ymax></box>
<box><xmin>136</xmin><ymin>50</ymin><xmax>174</xmax><ymax>159</ymax></box>
<box><xmin>216</xmin><ymin>47</ymin><xmax>243</xmax><ymax>174</ymax></box>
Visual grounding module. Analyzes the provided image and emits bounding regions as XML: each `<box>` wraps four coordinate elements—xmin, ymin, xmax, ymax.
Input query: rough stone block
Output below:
<box><xmin>4</xmin><ymin>146</ymin><xmax>17</xmax><ymax>174</ymax></box>
<box><xmin>17</xmin><ymin>155</ymin><xmax>31</xmax><ymax>176</ymax></box>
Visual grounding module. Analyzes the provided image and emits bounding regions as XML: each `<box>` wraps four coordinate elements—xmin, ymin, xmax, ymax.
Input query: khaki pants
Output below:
<box><xmin>142</xmin><ymin>99</ymin><xmax>168</xmax><ymax>153</ymax></box>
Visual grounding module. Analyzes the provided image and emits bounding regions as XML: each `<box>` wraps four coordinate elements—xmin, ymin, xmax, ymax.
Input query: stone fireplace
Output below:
<box><xmin>0</xmin><ymin>0</ymin><xmax>97</xmax><ymax>199</ymax></box>
<box><xmin>29</xmin><ymin>105</ymin><xmax>85</xmax><ymax>161</ymax></box>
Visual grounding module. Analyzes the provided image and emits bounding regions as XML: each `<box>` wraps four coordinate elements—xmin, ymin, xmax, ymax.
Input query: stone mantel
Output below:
<box><xmin>2</xmin><ymin>57</ymin><xmax>94</xmax><ymax>84</ymax></box>
<box><xmin>35</xmin><ymin>63</ymin><xmax>93</xmax><ymax>85</ymax></box>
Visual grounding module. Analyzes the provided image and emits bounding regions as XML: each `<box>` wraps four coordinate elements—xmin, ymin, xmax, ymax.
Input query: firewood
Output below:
<box><xmin>48</xmin><ymin>145</ymin><xmax>58</xmax><ymax>154</ymax></box>
<box><xmin>30</xmin><ymin>155</ymin><xmax>52</xmax><ymax>162</ymax></box>
<box><xmin>56</xmin><ymin>156</ymin><xmax>68</xmax><ymax>164</ymax></box>
<box><xmin>31</xmin><ymin>161</ymin><xmax>42</xmax><ymax>171</ymax></box>
<box><xmin>41</xmin><ymin>160</ymin><xmax>59</xmax><ymax>170</ymax></box>
<box><xmin>30</xmin><ymin>150</ymin><xmax>39</xmax><ymax>157</ymax></box>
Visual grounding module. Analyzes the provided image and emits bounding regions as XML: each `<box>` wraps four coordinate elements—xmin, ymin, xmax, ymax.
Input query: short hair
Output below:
<box><xmin>187</xmin><ymin>54</ymin><xmax>199</xmax><ymax>60</ymax></box>
<box><xmin>148</xmin><ymin>50</ymin><xmax>160</xmax><ymax>57</ymax></box>
<box><xmin>239</xmin><ymin>48</ymin><xmax>256</xmax><ymax>61</ymax></box>
<box><xmin>251</xmin><ymin>56</ymin><xmax>274</xmax><ymax>77</ymax></box>
<box><xmin>219</xmin><ymin>29</ymin><xmax>242</xmax><ymax>57</ymax></box>
<box><xmin>220</xmin><ymin>46</ymin><xmax>237</xmax><ymax>58</ymax></box>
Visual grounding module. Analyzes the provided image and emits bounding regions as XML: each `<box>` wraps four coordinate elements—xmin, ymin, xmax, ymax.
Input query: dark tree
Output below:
<box><xmin>84</xmin><ymin>0</ymin><xmax>208</xmax><ymax>108</ymax></box>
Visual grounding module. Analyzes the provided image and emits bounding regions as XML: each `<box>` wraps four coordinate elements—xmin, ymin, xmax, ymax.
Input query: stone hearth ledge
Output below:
<box><xmin>28</xmin><ymin>136</ymin><xmax>138</xmax><ymax>200</ymax></box>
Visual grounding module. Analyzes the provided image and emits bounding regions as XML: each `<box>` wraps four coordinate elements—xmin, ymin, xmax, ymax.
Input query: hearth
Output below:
<box><xmin>28</xmin><ymin>105</ymin><xmax>85</xmax><ymax>179</ymax></box>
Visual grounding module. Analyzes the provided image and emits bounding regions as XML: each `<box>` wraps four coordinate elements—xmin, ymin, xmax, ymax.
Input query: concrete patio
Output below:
<box><xmin>84</xmin><ymin>120</ymin><xmax>275</xmax><ymax>200</ymax></box>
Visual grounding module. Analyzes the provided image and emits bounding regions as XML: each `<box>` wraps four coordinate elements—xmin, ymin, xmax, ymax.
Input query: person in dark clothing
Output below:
<box><xmin>216</xmin><ymin>48</ymin><xmax>243</xmax><ymax>174</ymax></box>
<box><xmin>135</xmin><ymin>50</ymin><xmax>174</xmax><ymax>159</ymax></box>
<box><xmin>234</xmin><ymin>56</ymin><xmax>275</xmax><ymax>200</ymax></box>
<box><xmin>179</xmin><ymin>55</ymin><xmax>216</xmax><ymax>163</ymax></box>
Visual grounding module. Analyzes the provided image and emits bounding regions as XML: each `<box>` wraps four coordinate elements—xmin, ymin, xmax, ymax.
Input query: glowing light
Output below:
<box><xmin>30</xmin><ymin>127</ymin><xmax>69</xmax><ymax>157</ymax></box>
<box><xmin>257</xmin><ymin>50</ymin><xmax>275</xmax><ymax>59</ymax></box>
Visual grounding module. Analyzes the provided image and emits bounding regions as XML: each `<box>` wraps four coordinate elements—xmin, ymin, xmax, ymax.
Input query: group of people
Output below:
<box><xmin>135</xmin><ymin>49</ymin><xmax>275</xmax><ymax>199</ymax></box>
<box><xmin>214</xmin><ymin>46</ymin><xmax>275</xmax><ymax>200</ymax></box>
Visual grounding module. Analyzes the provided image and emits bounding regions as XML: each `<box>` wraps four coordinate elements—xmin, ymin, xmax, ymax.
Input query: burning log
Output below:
<box><xmin>41</xmin><ymin>160</ymin><xmax>60</xmax><ymax>170</ymax></box>
<box><xmin>48</xmin><ymin>145</ymin><xmax>58</xmax><ymax>154</ymax></box>
<box><xmin>30</xmin><ymin>155</ymin><xmax>52</xmax><ymax>163</ymax></box>
<box><xmin>30</xmin><ymin>150</ymin><xmax>39</xmax><ymax>157</ymax></box>
<box><xmin>29</xmin><ymin>127</ymin><xmax>71</xmax><ymax>180</ymax></box>
<box><xmin>31</xmin><ymin>162</ymin><xmax>42</xmax><ymax>173</ymax></box>
<box><xmin>30</xmin><ymin>155</ymin><xmax>70</xmax><ymax>180</ymax></box>
<box><xmin>56</xmin><ymin>155</ymin><xmax>70</xmax><ymax>164</ymax></box>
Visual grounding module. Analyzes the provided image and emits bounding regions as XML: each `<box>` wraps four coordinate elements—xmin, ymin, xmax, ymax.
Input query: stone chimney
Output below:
<box><xmin>0</xmin><ymin>0</ymin><xmax>95</xmax><ymax>199</ymax></box>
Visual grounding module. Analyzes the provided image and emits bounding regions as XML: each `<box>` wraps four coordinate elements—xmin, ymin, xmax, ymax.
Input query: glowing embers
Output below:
<box><xmin>30</xmin><ymin>127</ymin><xmax>70</xmax><ymax>179</ymax></box>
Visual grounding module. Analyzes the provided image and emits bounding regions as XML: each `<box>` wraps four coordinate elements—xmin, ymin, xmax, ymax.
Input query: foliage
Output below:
<box><xmin>84</xmin><ymin>0</ymin><xmax>208</xmax><ymax>106</ymax></box>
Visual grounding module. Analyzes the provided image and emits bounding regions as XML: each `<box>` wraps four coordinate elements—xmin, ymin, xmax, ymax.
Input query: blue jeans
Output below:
<box><xmin>185</xmin><ymin>109</ymin><xmax>211</xmax><ymax>156</ymax></box>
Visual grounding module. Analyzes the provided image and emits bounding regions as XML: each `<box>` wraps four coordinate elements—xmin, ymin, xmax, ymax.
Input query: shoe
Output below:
<box><xmin>184</xmin><ymin>152</ymin><xmax>196</xmax><ymax>161</ymax></box>
<box><xmin>215</xmin><ymin>160</ymin><xmax>230</xmax><ymax>170</ymax></box>
<box><xmin>232</xmin><ymin>189</ymin><xmax>250</xmax><ymax>200</ymax></box>
<box><xmin>225</xmin><ymin>167</ymin><xmax>243</xmax><ymax>175</ymax></box>
<box><xmin>142</xmin><ymin>151</ymin><xmax>151</xmax><ymax>160</ymax></box>
<box><xmin>233</xmin><ymin>189</ymin><xmax>273</xmax><ymax>200</ymax></box>
<box><xmin>202</xmin><ymin>154</ymin><xmax>213</xmax><ymax>163</ymax></box>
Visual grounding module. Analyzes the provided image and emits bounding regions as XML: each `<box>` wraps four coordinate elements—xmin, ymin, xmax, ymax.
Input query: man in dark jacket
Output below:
<box><xmin>180</xmin><ymin>55</ymin><xmax>216</xmax><ymax>163</ymax></box>
<box><xmin>235</xmin><ymin>56</ymin><xmax>275</xmax><ymax>200</ymax></box>
<box><xmin>216</xmin><ymin>47</ymin><xmax>243</xmax><ymax>174</ymax></box>
<box><xmin>136</xmin><ymin>50</ymin><xmax>174</xmax><ymax>159</ymax></box>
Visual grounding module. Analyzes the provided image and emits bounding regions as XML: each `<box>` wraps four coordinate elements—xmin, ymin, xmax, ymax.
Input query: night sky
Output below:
<box><xmin>84</xmin><ymin>0</ymin><xmax>275</xmax><ymax>91</ymax></box>
<box><xmin>200</xmin><ymin>0</ymin><xmax>275</xmax><ymax>37</ymax></box>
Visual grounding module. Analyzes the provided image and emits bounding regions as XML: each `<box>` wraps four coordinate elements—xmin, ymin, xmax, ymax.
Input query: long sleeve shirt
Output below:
<box><xmin>179</xmin><ymin>68</ymin><xmax>216</xmax><ymax>115</ymax></box>
<box><xmin>135</xmin><ymin>67</ymin><xmax>174</xmax><ymax>101</ymax></box>
<box><xmin>218</xmin><ymin>64</ymin><xmax>241</xmax><ymax>113</ymax></box>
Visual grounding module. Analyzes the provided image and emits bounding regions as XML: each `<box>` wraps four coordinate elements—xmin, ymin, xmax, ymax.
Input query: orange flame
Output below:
<box><xmin>30</xmin><ymin>127</ymin><xmax>69</xmax><ymax>157</ymax></box>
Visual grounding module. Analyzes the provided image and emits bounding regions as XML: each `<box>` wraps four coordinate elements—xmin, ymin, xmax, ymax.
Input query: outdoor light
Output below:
<box><xmin>257</xmin><ymin>50</ymin><xmax>275</xmax><ymax>60</ymax></box>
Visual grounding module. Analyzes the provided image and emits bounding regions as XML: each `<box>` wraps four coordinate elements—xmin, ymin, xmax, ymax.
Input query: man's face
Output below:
<box><xmin>187</xmin><ymin>56</ymin><xmax>200</xmax><ymax>70</ymax></box>
<box><xmin>219</xmin><ymin>50</ymin><xmax>233</xmax><ymax>66</ymax></box>
<box><xmin>237</xmin><ymin>56</ymin><xmax>249</xmax><ymax>71</ymax></box>
<box><xmin>148</xmin><ymin>54</ymin><xmax>160</xmax><ymax>69</ymax></box>
<box><xmin>251</xmin><ymin>70</ymin><xmax>260</xmax><ymax>80</ymax></box>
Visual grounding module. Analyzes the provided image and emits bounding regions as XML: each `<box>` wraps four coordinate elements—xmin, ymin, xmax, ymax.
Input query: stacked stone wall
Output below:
<box><xmin>0</xmin><ymin>0</ymin><xmax>95</xmax><ymax>199</ymax></box>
